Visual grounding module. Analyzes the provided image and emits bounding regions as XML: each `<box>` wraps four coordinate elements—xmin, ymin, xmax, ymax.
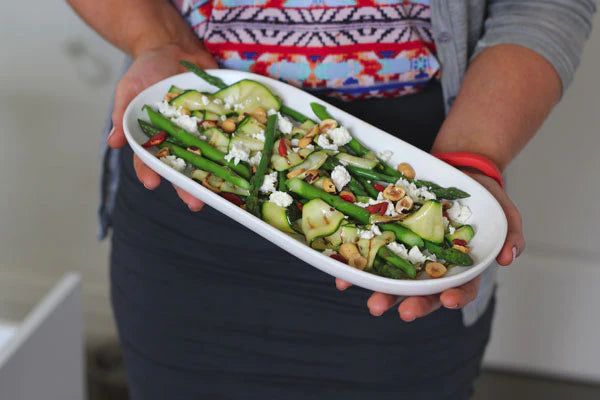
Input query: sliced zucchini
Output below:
<box><xmin>191</xmin><ymin>170</ymin><xmax>250</xmax><ymax>196</ymax></box>
<box><xmin>203</xmin><ymin>110</ymin><xmax>220</xmax><ymax>121</ymax></box>
<box><xmin>446</xmin><ymin>224</ymin><xmax>475</xmax><ymax>244</ymax></box>
<box><xmin>236</xmin><ymin>116</ymin><xmax>265</xmax><ymax>136</ymax></box>
<box><xmin>285</xmin><ymin>151</ymin><xmax>328</xmax><ymax>178</ymax></box>
<box><xmin>214</xmin><ymin>80</ymin><xmax>281</xmax><ymax>113</ymax></box>
<box><xmin>357</xmin><ymin>231</ymin><xmax>395</xmax><ymax>268</ymax></box>
<box><xmin>400</xmin><ymin>200</ymin><xmax>445</xmax><ymax>243</ymax></box>
<box><xmin>271</xmin><ymin>141</ymin><xmax>315</xmax><ymax>171</ymax></box>
<box><xmin>168</xmin><ymin>85</ymin><xmax>184</xmax><ymax>95</ymax></box>
<box><xmin>336</xmin><ymin>153</ymin><xmax>379</xmax><ymax>169</ymax></box>
<box><xmin>340</xmin><ymin>225</ymin><xmax>360</xmax><ymax>244</ymax></box>
<box><xmin>301</xmin><ymin>199</ymin><xmax>345</xmax><ymax>244</ymax></box>
<box><xmin>262</xmin><ymin>202</ymin><xmax>295</xmax><ymax>234</ymax></box>
<box><xmin>229</xmin><ymin>134</ymin><xmax>265</xmax><ymax>152</ymax></box>
<box><xmin>170</xmin><ymin>90</ymin><xmax>227</xmax><ymax>114</ymax></box>
<box><xmin>203</xmin><ymin>127</ymin><xmax>230</xmax><ymax>153</ymax></box>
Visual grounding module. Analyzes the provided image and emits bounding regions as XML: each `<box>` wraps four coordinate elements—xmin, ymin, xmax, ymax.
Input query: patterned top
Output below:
<box><xmin>172</xmin><ymin>0</ymin><xmax>439</xmax><ymax>100</ymax></box>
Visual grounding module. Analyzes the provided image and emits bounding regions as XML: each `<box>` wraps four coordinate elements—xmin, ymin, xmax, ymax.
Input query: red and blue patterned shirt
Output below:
<box><xmin>172</xmin><ymin>0</ymin><xmax>439</xmax><ymax>100</ymax></box>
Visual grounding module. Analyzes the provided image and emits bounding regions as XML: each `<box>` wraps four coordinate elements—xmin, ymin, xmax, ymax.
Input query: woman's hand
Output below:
<box><xmin>335</xmin><ymin>171</ymin><xmax>525</xmax><ymax>321</ymax></box>
<box><xmin>108</xmin><ymin>44</ymin><xmax>218</xmax><ymax>211</ymax></box>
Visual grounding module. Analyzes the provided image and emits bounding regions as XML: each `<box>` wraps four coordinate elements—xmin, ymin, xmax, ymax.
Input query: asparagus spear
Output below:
<box><xmin>278</xmin><ymin>171</ymin><xmax>287</xmax><ymax>192</ymax></box>
<box><xmin>354</xmin><ymin>176</ymin><xmax>380</xmax><ymax>199</ymax></box>
<box><xmin>280</xmin><ymin>105</ymin><xmax>313</xmax><ymax>123</ymax></box>
<box><xmin>286</xmin><ymin>178</ymin><xmax>371</xmax><ymax>224</ymax></box>
<box><xmin>345</xmin><ymin>166</ymin><xmax>397</xmax><ymax>184</ymax></box>
<box><xmin>246</xmin><ymin>114</ymin><xmax>278</xmax><ymax>217</ymax></box>
<box><xmin>144</xmin><ymin>106</ymin><xmax>251</xmax><ymax>179</ymax></box>
<box><xmin>157</xmin><ymin>143</ymin><xmax>251</xmax><ymax>190</ymax></box>
<box><xmin>179</xmin><ymin>61</ymin><xmax>227</xmax><ymax>89</ymax></box>
<box><xmin>373</xmin><ymin>258</ymin><xmax>409</xmax><ymax>279</ymax></box>
<box><xmin>379</xmin><ymin>224</ymin><xmax>425</xmax><ymax>248</ymax></box>
<box><xmin>376</xmin><ymin>247</ymin><xmax>417</xmax><ymax>279</ymax></box>
<box><xmin>138</xmin><ymin>119</ymin><xmax>185</xmax><ymax>147</ymax></box>
<box><xmin>424</xmin><ymin>241</ymin><xmax>474</xmax><ymax>266</ymax></box>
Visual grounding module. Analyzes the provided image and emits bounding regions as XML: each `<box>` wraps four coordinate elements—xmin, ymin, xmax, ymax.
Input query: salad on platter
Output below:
<box><xmin>136</xmin><ymin>62</ymin><xmax>476</xmax><ymax>280</ymax></box>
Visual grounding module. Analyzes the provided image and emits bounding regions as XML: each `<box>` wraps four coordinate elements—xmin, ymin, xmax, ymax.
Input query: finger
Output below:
<box><xmin>174</xmin><ymin>185</ymin><xmax>205</xmax><ymax>211</ymax></box>
<box><xmin>440</xmin><ymin>276</ymin><xmax>481</xmax><ymax>309</ymax></box>
<box><xmin>133</xmin><ymin>154</ymin><xmax>161</xmax><ymax>189</ymax></box>
<box><xmin>367</xmin><ymin>292</ymin><xmax>401</xmax><ymax>316</ymax></box>
<box><xmin>109</xmin><ymin>80</ymin><xmax>140</xmax><ymax>149</ymax></box>
<box><xmin>335</xmin><ymin>278</ymin><xmax>353</xmax><ymax>291</ymax></box>
<box><xmin>398</xmin><ymin>295</ymin><xmax>441</xmax><ymax>322</ymax></box>
<box><xmin>473</xmin><ymin>174</ymin><xmax>526</xmax><ymax>266</ymax></box>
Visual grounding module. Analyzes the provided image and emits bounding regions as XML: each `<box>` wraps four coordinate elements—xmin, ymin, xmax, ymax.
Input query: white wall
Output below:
<box><xmin>483</xmin><ymin>11</ymin><xmax>600</xmax><ymax>382</ymax></box>
<box><xmin>0</xmin><ymin>0</ymin><xmax>598</xmax><ymax>382</ymax></box>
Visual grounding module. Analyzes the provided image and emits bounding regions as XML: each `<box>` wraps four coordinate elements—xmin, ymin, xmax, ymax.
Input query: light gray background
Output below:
<box><xmin>0</xmin><ymin>0</ymin><xmax>598</xmax><ymax>383</ymax></box>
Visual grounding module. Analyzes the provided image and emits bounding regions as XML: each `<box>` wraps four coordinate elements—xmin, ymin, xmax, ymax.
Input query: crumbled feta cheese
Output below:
<box><xmin>327</xmin><ymin>126</ymin><xmax>352</xmax><ymax>146</ymax></box>
<box><xmin>267</xmin><ymin>109</ymin><xmax>277</xmax><ymax>116</ymax></box>
<box><xmin>443</xmin><ymin>217</ymin><xmax>450</xmax><ymax>230</ymax></box>
<box><xmin>322</xmin><ymin>249</ymin><xmax>337</xmax><ymax>256</ymax></box>
<box><xmin>447</xmin><ymin>201</ymin><xmax>472</xmax><ymax>224</ymax></box>
<box><xmin>305</xmin><ymin>144</ymin><xmax>315</xmax><ymax>150</ymax></box>
<box><xmin>159</xmin><ymin>155</ymin><xmax>186</xmax><ymax>172</ymax></box>
<box><xmin>252</xmin><ymin>130</ymin><xmax>266</xmax><ymax>142</ymax></box>
<box><xmin>213</xmin><ymin>98</ymin><xmax>223</xmax><ymax>105</ymax></box>
<box><xmin>269</xmin><ymin>191</ymin><xmax>293</xmax><ymax>208</ymax></box>
<box><xmin>394</xmin><ymin>178</ymin><xmax>437</xmax><ymax>202</ymax></box>
<box><xmin>219</xmin><ymin>115</ymin><xmax>227</xmax><ymax>122</ymax></box>
<box><xmin>358</xmin><ymin>224</ymin><xmax>383</xmax><ymax>240</ymax></box>
<box><xmin>201</xmin><ymin>95</ymin><xmax>210</xmax><ymax>106</ymax></box>
<box><xmin>249</xmin><ymin>152</ymin><xmax>262</xmax><ymax>166</ymax></box>
<box><xmin>387</xmin><ymin>242</ymin><xmax>435</xmax><ymax>264</ymax></box>
<box><xmin>291</xmin><ymin>138</ymin><xmax>299</xmax><ymax>146</ymax></box>
<box><xmin>316</xmin><ymin>134</ymin><xmax>338</xmax><ymax>151</ymax></box>
<box><xmin>331</xmin><ymin>165</ymin><xmax>351</xmax><ymax>191</ymax></box>
<box><xmin>370</xmin><ymin>224</ymin><xmax>382</xmax><ymax>236</ymax></box>
<box><xmin>338</xmin><ymin>158</ymin><xmax>348</xmax><ymax>166</ymax></box>
<box><xmin>155</xmin><ymin>100</ymin><xmax>180</xmax><ymax>118</ymax></box>
<box><xmin>277</xmin><ymin>114</ymin><xmax>293</xmax><ymax>134</ymax></box>
<box><xmin>260</xmin><ymin>171</ymin><xmax>277</xmax><ymax>193</ymax></box>
<box><xmin>224</xmin><ymin>102</ymin><xmax>232</xmax><ymax>110</ymax></box>
<box><xmin>171</xmin><ymin>114</ymin><xmax>200</xmax><ymax>134</ymax></box>
<box><xmin>378</xmin><ymin>150</ymin><xmax>393</xmax><ymax>162</ymax></box>
<box><xmin>224</xmin><ymin>142</ymin><xmax>250</xmax><ymax>165</ymax></box>
<box><xmin>448</xmin><ymin>225</ymin><xmax>456</xmax><ymax>235</ymax></box>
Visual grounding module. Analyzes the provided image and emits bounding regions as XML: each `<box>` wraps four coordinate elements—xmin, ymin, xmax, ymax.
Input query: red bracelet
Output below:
<box><xmin>432</xmin><ymin>152</ymin><xmax>504</xmax><ymax>189</ymax></box>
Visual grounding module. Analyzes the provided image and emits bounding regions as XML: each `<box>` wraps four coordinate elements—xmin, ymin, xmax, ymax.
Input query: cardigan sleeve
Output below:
<box><xmin>473</xmin><ymin>0</ymin><xmax>596</xmax><ymax>92</ymax></box>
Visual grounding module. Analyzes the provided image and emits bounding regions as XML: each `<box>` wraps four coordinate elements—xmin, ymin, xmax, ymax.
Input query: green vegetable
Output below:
<box><xmin>262</xmin><ymin>202</ymin><xmax>295</xmax><ymax>234</ymax></box>
<box><xmin>424</xmin><ymin>241</ymin><xmax>474</xmax><ymax>266</ymax></box>
<box><xmin>287</xmin><ymin>178</ymin><xmax>371</xmax><ymax>224</ymax></box>
<box><xmin>431</xmin><ymin>187</ymin><xmax>470</xmax><ymax>200</ymax></box>
<box><xmin>358</xmin><ymin>231</ymin><xmax>395</xmax><ymax>268</ymax></box>
<box><xmin>168</xmin><ymin>85</ymin><xmax>184</xmax><ymax>95</ymax></box>
<box><xmin>180</xmin><ymin>61</ymin><xmax>227</xmax><ymax>89</ymax></box>
<box><xmin>278</xmin><ymin>171</ymin><xmax>287</xmax><ymax>191</ymax></box>
<box><xmin>376</xmin><ymin>247</ymin><xmax>417</xmax><ymax>279</ymax></box>
<box><xmin>301</xmin><ymin>199</ymin><xmax>346</xmax><ymax>243</ymax></box>
<box><xmin>203</xmin><ymin>127</ymin><xmax>230</xmax><ymax>153</ymax></box>
<box><xmin>144</xmin><ymin>106</ymin><xmax>252</xmax><ymax>179</ymax></box>
<box><xmin>214</xmin><ymin>79</ymin><xmax>281</xmax><ymax>113</ymax></box>
<box><xmin>309</xmin><ymin>102</ymin><xmax>333</xmax><ymax>121</ymax></box>
<box><xmin>355</xmin><ymin>176</ymin><xmax>380</xmax><ymax>199</ymax></box>
<box><xmin>190</xmin><ymin>169</ymin><xmax>250</xmax><ymax>196</ymax></box>
<box><xmin>445</xmin><ymin>224</ymin><xmax>475</xmax><ymax>244</ymax></box>
<box><xmin>345</xmin><ymin>166</ymin><xmax>397</xmax><ymax>184</ymax></box>
<box><xmin>160</xmin><ymin>143</ymin><xmax>250</xmax><ymax>190</ymax></box>
<box><xmin>373</xmin><ymin>258</ymin><xmax>409</xmax><ymax>279</ymax></box>
<box><xmin>335</xmin><ymin>153</ymin><xmax>379</xmax><ymax>169</ymax></box>
<box><xmin>138</xmin><ymin>119</ymin><xmax>185</xmax><ymax>147</ymax></box>
<box><xmin>280</xmin><ymin>105</ymin><xmax>313</xmax><ymax>123</ymax></box>
<box><xmin>170</xmin><ymin>90</ymin><xmax>227</xmax><ymax>114</ymax></box>
<box><xmin>285</xmin><ymin>151</ymin><xmax>328</xmax><ymax>178</ymax></box>
<box><xmin>379</xmin><ymin>224</ymin><xmax>425</xmax><ymax>248</ymax></box>
<box><xmin>246</xmin><ymin>114</ymin><xmax>278</xmax><ymax>216</ymax></box>
<box><xmin>401</xmin><ymin>200</ymin><xmax>445</xmax><ymax>243</ymax></box>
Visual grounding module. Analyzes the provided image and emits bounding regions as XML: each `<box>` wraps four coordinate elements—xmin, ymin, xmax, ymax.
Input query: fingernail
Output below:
<box><xmin>446</xmin><ymin>303</ymin><xmax>460</xmax><ymax>309</ymax></box>
<box><xmin>108</xmin><ymin>127</ymin><xmax>115</xmax><ymax>141</ymax></box>
<box><xmin>512</xmin><ymin>246</ymin><xmax>518</xmax><ymax>263</ymax></box>
<box><xmin>404</xmin><ymin>316</ymin><xmax>416</xmax><ymax>322</ymax></box>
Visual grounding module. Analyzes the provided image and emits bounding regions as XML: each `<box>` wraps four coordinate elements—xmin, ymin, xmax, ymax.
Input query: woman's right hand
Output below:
<box><xmin>108</xmin><ymin>44</ymin><xmax>218</xmax><ymax>211</ymax></box>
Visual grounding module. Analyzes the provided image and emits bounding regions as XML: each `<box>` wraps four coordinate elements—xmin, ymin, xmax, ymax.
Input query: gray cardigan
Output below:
<box><xmin>99</xmin><ymin>0</ymin><xmax>596</xmax><ymax>325</ymax></box>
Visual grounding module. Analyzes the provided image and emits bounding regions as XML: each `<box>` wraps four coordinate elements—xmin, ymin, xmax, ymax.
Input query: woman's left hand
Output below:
<box><xmin>334</xmin><ymin>171</ymin><xmax>525</xmax><ymax>321</ymax></box>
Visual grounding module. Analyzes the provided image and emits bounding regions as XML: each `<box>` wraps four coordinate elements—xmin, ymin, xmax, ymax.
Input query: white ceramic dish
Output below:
<box><xmin>123</xmin><ymin>70</ymin><xmax>507</xmax><ymax>296</ymax></box>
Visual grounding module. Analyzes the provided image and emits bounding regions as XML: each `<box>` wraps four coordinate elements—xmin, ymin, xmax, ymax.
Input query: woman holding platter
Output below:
<box><xmin>68</xmin><ymin>0</ymin><xmax>594</xmax><ymax>399</ymax></box>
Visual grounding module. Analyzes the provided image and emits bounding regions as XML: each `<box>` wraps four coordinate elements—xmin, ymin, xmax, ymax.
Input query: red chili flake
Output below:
<box><xmin>329</xmin><ymin>254</ymin><xmax>348</xmax><ymax>264</ymax></box>
<box><xmin>297</xmin><ymin>203</ymin><xmax>303</xmax><ymax>211</ymax></box>
<box><xmin>365</xmin><ymin>203</ymin><xmax>383</xmax><ymax>214</ymax></box>
<box><xmin>221</xmin><ymin>193</ymin><xmax>244</xmax><ymax>206</ymax></box>
<box><xmin>340</xmin><ymin>194</ymin><xmax>354</xmax><ymax>203</ymax></box>
<box><xmin>142</xmin><ymin>131</ymin><xmax>168</xmax><ymax>148</ymax></box>
<box><xmin>453</xmin><ymin>238</ymin><xmax>468</xmax><ymax>246</ymax></box>
<box><xmin>373</xmin><ymin>183</ymin><xmax>386</xmax><ymax>192</ymax></box>
<box><xmin>378</xmin><ymin>202</ymin><xmax>388</xmax><ymax>216</ymax></box>
<box><xmin>278</xmin><ymin>138</ymin><xmax>288</xmax><ymax>156</ymax></box>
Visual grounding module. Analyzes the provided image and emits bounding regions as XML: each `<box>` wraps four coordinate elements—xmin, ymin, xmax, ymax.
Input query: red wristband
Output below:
<box><xmin>432</xmin><ymin>152</ymin><xmax>504</xmax><ymax>189</ymax></box>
